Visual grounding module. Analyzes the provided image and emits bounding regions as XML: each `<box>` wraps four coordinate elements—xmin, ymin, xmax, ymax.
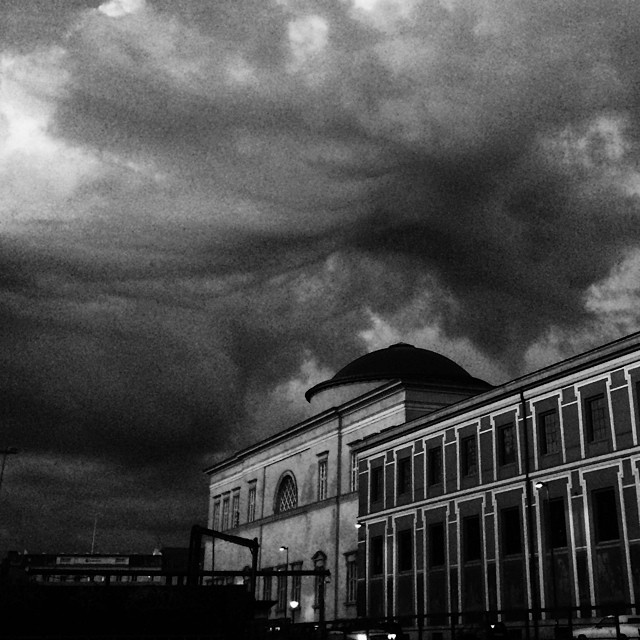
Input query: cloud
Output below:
<box><xmin>1</xmin><ymin>0</ymin><xmax>640</xmax><ymax>555</ymax></box>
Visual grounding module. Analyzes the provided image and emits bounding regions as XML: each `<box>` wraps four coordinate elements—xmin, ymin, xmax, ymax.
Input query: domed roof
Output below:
<box><xmin>305</xmin><ymin>343</ymin><xmax>491</xmax><ymax>401</ymax></box>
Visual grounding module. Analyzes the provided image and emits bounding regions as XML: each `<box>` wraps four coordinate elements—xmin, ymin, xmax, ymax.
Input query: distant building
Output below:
<box><xmin>205</xmin><ymin>333</ymin><xmax>640</xmax><ymax>626</ymax></box>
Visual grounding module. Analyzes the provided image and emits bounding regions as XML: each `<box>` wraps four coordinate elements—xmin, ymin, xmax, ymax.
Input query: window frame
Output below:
<box><xmin>539</xmin><ymin>409</ymin><xmax>560</xmax><ymax>456</ymax></box>
<box><xmin>461</xmin><ymin>435</ymin><xmax>478</xmax><ymax>477</ymax></box>
<box><xmin>498</xmin><ymin>423</ymin><xmax>516</xmax><ymax>466</ymax></box>
<box><xmin>585</xmin><ymin>394</ymin><xmax>608</xmax><ymax>443</ymax></box>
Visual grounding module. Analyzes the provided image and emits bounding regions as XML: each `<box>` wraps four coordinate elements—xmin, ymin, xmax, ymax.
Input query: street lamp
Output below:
<box><xmin>0</xmin><ymin>447</ymin><xmax>18</xmax><ymax>496</ymax></box>
<box><xmin>279</xmin><ymin>546</ymin><xmax>289</xmax><ymax>620</ymax></box>
<box><xmin>535</xmin><ymin>481</ymin><xmax>558</xmax><ymax>622</ymax></box>
<box><xmin>290</xmin><ymin>599</ymin><xmax>299</xmax><ymax>623</ymax></box>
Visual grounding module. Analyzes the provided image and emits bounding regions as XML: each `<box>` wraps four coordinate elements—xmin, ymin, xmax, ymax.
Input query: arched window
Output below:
<box><xmin>275</xmin><ymin>473</ymin><xmax>298</xmax><ymax>514</ymax></box>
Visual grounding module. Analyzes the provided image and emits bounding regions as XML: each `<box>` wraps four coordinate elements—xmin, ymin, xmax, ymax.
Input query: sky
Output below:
<box><xmin>0</xmin><ymin>0</ymin><xmax>639</xmax><ymax>557</ymax></box>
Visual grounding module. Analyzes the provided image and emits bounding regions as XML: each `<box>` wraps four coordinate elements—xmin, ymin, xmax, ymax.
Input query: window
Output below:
<box><xmin>461</xmin><ymin>436</ymin><xmax>477</xmax><ymax>477</ymax></box>
<box><xmin>221</xmin><ymin>496</ymin><xmax>230</xmax><ymax>530</ymax></box>
<box><xmin>350</xmin><ymin>452</ymin><xmax>358</xmax><ymax>492</ymax></box>
<box><xmin>231</xmin><ymin>491</ymin><xmax>240</xmax><ymax>528</ymax></box>
<box><xmin>312</xmin><ymin>551</ymin><xmax>327</xmax><ymax>608</ymax></box>
<box><xmin>397</xmin><ymin>456</ymin><xmax>412</xmax><ymax>496</ymax></box>
<box><xmin>397</xmin><ymin>529</ymin><xmax>413</xmax><ymax>572</ymax></box>
<box><xmin>212</xmin><ymin>499</ymin><xmax>221</xmax><ymax>530</ymax></box>
<box><xmin>262</xmin><ymin>570</ymin><xmax>272</xmax><ymax>601</ymax></box>
<box><xmin>539</xmin><ymin>410</ymin><xmax>559</xmax><ymax>455</ymax></box>
<box><xmin>345</xmin><ymin>552</ymin><xmax>357</xmax><ymax>604</ymax></box>
<box><xmin>593</xmin><ymin>487</ymin><xmax>620</xmax><ymax>542</ymax></box>
<box><xmin>370</xmin><ymin>465</ymin><xmax>383</xmax><ymax>504</ymax></box>
<box><xmin>318</xmin><ymin>458</ymin><xmax>328</xmax><ymax>501</ymax></box>
<box><xmin>501</xmin><ymin>507</ymin><xmax>522</xmax><ymax>555</ymax></box>
<box><xmin>428</xmin><ymin>446</ymin><xmax>443</xmax><ymax>486</ymax></box>
<box><xmin>585</xmin><ymin>394</ymin><xmax>608</xmax><ymax>442</ymax></box>
<box><xmin>370</xmin><ymin>535</ymin><xmax>384</xmax><ymax>575</ymax></box>
<box><xmin>548</xmin><ymin>498</ymin><xmax>567</xmax><ymax>548</ymax></box>
<box><xmin>275</xmin><ymin>474</ymin><xmax>298</xmax><ymax>514</ymax></box>
<box><xmin>291</xmin><ymin>561</ymin><xmax>302</xmax><ymax>605</ymax></box>
<box><xmin>463</xmin><ymin>515</ymin><xmax>482</xmax><ymax>562</ymax></box>
<box><xmin>498</xmin><ymin>424</ymin><xmax>516</xmax><ymax>465</ymax></box>
<box><xmin>428</xmin><ymin>523</ymin><xmax>445</xmax><ymax>567</ymax></box>
<box><xmin>247</xmin><ymin>484</ymin><xmax>256</xmax><ymax>523</ymax></box>
<box><xmin>276</xmin><ymin>569</ymin><xmax>287</xmax><ymax>612</ymax></box>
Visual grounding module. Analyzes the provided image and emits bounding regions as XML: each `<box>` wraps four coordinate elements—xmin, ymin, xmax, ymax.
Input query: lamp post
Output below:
<box><xmin>535</xmin><ymin>482</ymin><xmax>558</xmax><ymax>622</ymax></box>
<box><xmin>0</xmin><ymin>447</ymin><xmax>18</xmax><ymax>496</ymax></box>
<box><xmin>279</xmin><ymin>546</ymin><xmax>289</xmax><ymax>620</ymax></box>
<box><xmin>290</xmin><ymin>599</ymin><xmax>299</xmax><ymax>624</ymax></box>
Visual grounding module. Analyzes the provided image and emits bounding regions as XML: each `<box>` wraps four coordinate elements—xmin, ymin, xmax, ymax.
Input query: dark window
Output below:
<box><xmin>397</xmin><ymin>457</ymin><xmax>412</xmax><ymax>496</ymax></box>
<box><xmin>397</xmin><ymin>529</ymin><xmax>413</xmax><ymax>572</ymax></box>
<box><xmin>291</xmin><ymin>561</ymin><xmax>302</xmax><ymax>605</ymax></box>
<box><xmin>585</xmin><ymin>394</ymin><xmax>608</xmax><ymax>442</ymax></box>
<box><xmin>463</xmin><ymin>515</ymin><xmax>482</xmax><ymax>562</ymax></box>
<box><xmin>593</xmin><ymin>488</ymin><xmax>620</xmax><ymax>542</ymax></box>
<box><xmin>370</xmin><ymin>535</ymin><xmax>384</xmax><ymax>575</ymax></box>
<box><xmin>370</xmin><ymin>466</ymin><xmax>383</xmax><ymax>504</ymax></box>
<box><xmin>461</xmin><ymin>436</ymin><xmax>477</xmax><ymax>476</ymax></box>
<box><xmin>498</xmin><ymin>424</ymin><xmax>516</xmax><ymax>465</ymax></box>
<box><xmin>276</xmin><ymin>569</ymin><xmax>287</xmax><ymax>612</ymax></box>
<box><xmin>539</xmin><ymin>410</ymin><xmax>559</xmax><ymax>455</ymax></box>
<box><xmin>262</xmin><ymin>570</ymin><xmax>272</xmax><ymax>601</ymax></box>
<box><xmin>312</xmin><ymin>552</ymin><xmax>326</xmax><ymax>608</ymax></box>
<box><xmin>428</xmin><ymin>447</ymin><xmax>443</xmax><ymax>486</ymax></box>
<box><xmin>429</xmin><ymin>522</ymin><xmax>445</xmax><ymax>567</ymax></box>
<box><xmin>501</xmin><ymin>507</ymin><xmax>522</xmax><ymax>555</ymax></box>
<box><xmin>345</xmin><ymin>553</ymin><xmax>357</xmax><ymax>604</ymax></box>
<box><xmin>548</xmin><ymin>498</ymin><xmax>567</xmax><ymax>548</ymax></box>
<box><xmin>275</xmin><ymin>475</ymin><xmax>298</xmax><ymax>514</ymax></box>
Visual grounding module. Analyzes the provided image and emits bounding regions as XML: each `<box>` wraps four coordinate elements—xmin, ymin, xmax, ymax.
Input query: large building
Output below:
<box><xmin>204</xmin><ymin>333</ymin><xmax>640</xmax><ymax>628</ymax></box>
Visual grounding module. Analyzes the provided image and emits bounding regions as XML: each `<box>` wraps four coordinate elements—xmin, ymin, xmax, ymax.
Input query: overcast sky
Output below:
<box><xmin>1</xmin><ymin>0</ymin><xmax>639</xmax><ymax>556</ymax></box>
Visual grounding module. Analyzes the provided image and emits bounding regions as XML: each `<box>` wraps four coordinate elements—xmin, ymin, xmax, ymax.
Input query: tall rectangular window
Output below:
<box><xmin>231</xmin><ymin>491</ymin><xmax>240</xmax><ymax>528</ymax></box>
<box><xmin>593</xmin><ymin>487</ymin><xmax>620</xmax><ymax>542</ymax></box>
<box><xmin>262</xmin><ymin>571</ymin><xmax>272</xmax><ymax>601</ymax></box>
<box><xmin>539</xmin><ymin>410</ymin><xmax>559</xmax><ymax>455</ymax></box>
<box><xmin>370</xmin><ymin>535</ymin><xmax>384</xmax><ymax>575</ymax></box>
<box><xmin>461</xmin><ymin>436</ymin><xmax>477</xmax><ymax>477</ymax></box>
<box><xmin>276</xmin><ymin>570</ymin><xmax>287</xmax><ymax>612</ymax></box>
<box><xmin>221</xmin><ymin>496</ymin><xmax>230</xmax><ymax>530</ymax></box>
<box><xmin>501</xmin><ymin>507</ymin><xmax>522</xmax><ymax>555</ymax></box>
<box><xmin>345</xmin><ymin>553</ymin><xmax>357</xmax><ymax>604</ymax></box>
<box><xmin>318</xmin><ymin>458</ymin><xmax>328</xmax><ymax>501</ymax></box>
<box><xmin>463</xmin><ymin>515</ymin><xmax>482</xmax><ymax>562</ymax></box>
<box><xmin>291</xmin><ymin>561</ymin><xmax>302</xmax><ymax>606</ymax></box>
<box><xmin>428</xmin><ymin>522</ymin><xmax>445</xmax><ymax>567</ymax></box>
<box><xmin>397</xmin><ymin>456</ymin><xmax>412</xmax><ymax>496</ymax></box>
<box><xmin>549</xmin><ymin>498</ymin><xmax>567</xmax><ymax>548</ymax></box>
<box><xmin>350</xmin><ymin>452</ymin><xmax>358</xmax><ymax>492</ymax></box>
<box><xmin>428</xmin><ymin>446</ymin><xmax>443</xmax><ymax>486</ymax></box>
<box><xmin>212</xmin><ymin>500</ymin><xmax>221</xmax><ymax>530</ymax></box>
<box><xmin>370</xmin><ymin>465</ymin><xmax>383</xmax><ymax>504</ymax></box>
<box><xmin>247</xmin><ymin>484</ymin><xmax>256</xmax><ymax>522</ymax></box>
<box><xmin>585</xmin><ymin>394</ymin><xmax>608</xmax><ymax>442</ymax></box>
<box><xmin>397</xmin><ymin>529</ymin><xmax>413</xmax><ymax>572</ymax></box>
<box><xmin>498</xmin><ymin>424</ymin><xmax>516</xmax><ymax>465</ymax></box>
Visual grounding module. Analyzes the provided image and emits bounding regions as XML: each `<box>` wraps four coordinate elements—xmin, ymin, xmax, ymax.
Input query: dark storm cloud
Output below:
<box><xmin>2</xmin><ymin>0</ymin><xmax>640</xmax><ymax>555</ymax></box>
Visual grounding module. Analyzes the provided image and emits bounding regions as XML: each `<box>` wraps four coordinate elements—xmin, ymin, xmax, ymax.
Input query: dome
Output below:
<box><xmin>305</xmin><ymin>343</ymin><xmax>491</xmax><ymax>402</ymax></box>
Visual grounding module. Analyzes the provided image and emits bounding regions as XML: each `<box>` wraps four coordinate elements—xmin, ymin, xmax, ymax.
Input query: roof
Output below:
<box><xmin>305</xmin><ymin>342</ymin><xmax>492</xmax><ymax>401</ymax></box>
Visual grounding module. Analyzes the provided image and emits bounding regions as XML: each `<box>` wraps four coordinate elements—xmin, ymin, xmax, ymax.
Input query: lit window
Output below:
<box><xmin>221</xmin><ymin>496</ymin><xmax>230</xmax><ymax>530</ymax></box>
<box><xmin>318</xmin><ymin>458</ymin><xmax>328</xmax><ymax>501</ymax></box>
<box><xmin>275</xmin><ymin>474</ymin><xmax>298</xmax><ymax>514</ymax></box>
<box><xmin>345</xmin><ymin>553</ymin><xmax>357</xmax><ymax>604</ymax></box>
<box><xmin>350</xmin><ymin>452</ymin><xmax>358</xmax><ymax>492</ymax></box>
<box><xmin>539</xmin><ymin>410</ymin><xmax>559</xmax><ymax>455</ymax></box>
<box><xmin>247</xmin><ymin>484</ymin><xmax>256</xmax><ymax>522</ymax></box>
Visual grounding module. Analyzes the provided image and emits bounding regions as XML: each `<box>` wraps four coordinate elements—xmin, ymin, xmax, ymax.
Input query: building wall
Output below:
<box><xmin>356</xmin><ymin>342</ymin><xmax>640</xmax><ymax>620</ymax></box>
<box><xmin>205</xmin><ymin>383</ymin><xmax>483</xmax><ymax>622</ymax></box>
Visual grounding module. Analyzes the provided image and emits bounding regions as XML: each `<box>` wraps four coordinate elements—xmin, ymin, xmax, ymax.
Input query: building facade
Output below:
<box><xmin>354</xmin><ymin>333</ymin><xmax>640</xmax><ymax>623</ymax></box>
<box><xmin>205</xmin><ymin>333</ymin><xmax>640</xmax><ymax>626</ymax></box>
<box><xmin>204</xmin><ymin>344</ymin><xmax>491</xmax><ymax>623</ymax></box>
